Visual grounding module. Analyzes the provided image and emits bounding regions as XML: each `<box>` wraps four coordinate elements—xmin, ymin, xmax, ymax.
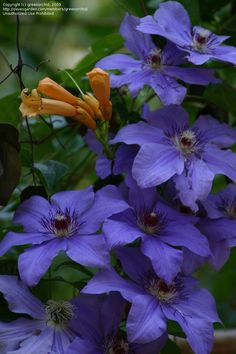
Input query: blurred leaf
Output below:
<box><xmin>20</xmin><ymin>185</ymin><xmax>48</xmax><ymax>203</ymax></box>
<box><xmin>113</xmin><ymin>0</ymin><xmax>145</xmax><ymax>16</ymax></box>
<box><xmin>0</xmin><ymin>124</ymin><xmax>21</xmax><ymax>205</ymax></box>
<box><xmin>0</xmin><ymin>93</ymin><xmax>20</xmax><ymax>127</ymax></box>
<box><xmin>178</xmin><ymin>0</ymin><xmax>200</xmax><ymax>24</ymax></box>
<box><xmin>34</xmin><ymin>160</ymin><xmax>69</xmax><ymax>196</ymax></box>
<box><xmin>161</xmin><ymin>339</ymin><xmax>181</xmax><ymax>354</ymax></box>
<box><xmin>62</xmin><ymin>33</ymin><xmax>124</xmax><ymax>86</ymax></box>
<box><xmin>167</xmin><ymin>320</ymin><xmax>186</xmax><ymax>338</ymax></box>
<box><xmin>204</xmin><ymin>83</ymin><xmax>236</xmax><ymax>118</ymax></box>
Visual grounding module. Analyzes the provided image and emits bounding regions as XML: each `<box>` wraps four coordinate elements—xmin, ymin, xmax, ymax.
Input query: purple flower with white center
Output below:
<box><xmin>0</xmin><ymin>186</ymin><xmax>129</xmax><ymax>286</ymax></box>
<box><xmin>96</xmin><ymin>14</ymin><xmax>217</xmax><ymax>105</ymax></box>
<box><xmin>111</xmin><ymin>105</ymin><xmax>236</xmax><ymax>211</ymax></box>
<box><xmin>82</xmin><ymin>248</ymin><xmax>220</xmax><ymax>354</ymax></box>
<box><xmin>102</xmin><ymin>181</ymin><xmax>210</xmax><ymax>284</ymax></box>
<box><xmin>0</xmin><ymin>275</ymin><xmax>81</xmax><ymax>353</ymax></box>
<box><xmin>66</xmin><ymin>292</ymin><xmax>167</xmax><ymax>354</ymax></box>
<box><xmin>198</xmin><ymin>184</ymin><xmax>236</xmax><ymax>269</ymax></box>
<box><xmin>137</xmin><ymin>1</ymin><xmax>236</xmax><ymax>65</ymax></box>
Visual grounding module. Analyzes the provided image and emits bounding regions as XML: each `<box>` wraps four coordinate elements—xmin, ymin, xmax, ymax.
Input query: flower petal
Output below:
<box><xmin>0</xmin><ymin>232</ymin><xmax>54</xmax><ymax>257</ymax></box>
<box><xmin>120</xmin><ymin>14</ymin><xmax>155</xmax><ymax>59</ymax></box>
<box><xmin>141</xmin><ymin>238</ymin><xmax>183</xmax><ymax>284</ymax></box>
<box><xmin>66</xmin><ymin>234</ymin><xmax>110</xmax><ymax>268</ymax></box>
<box><xmin>127</xmin><ymin>294</ymin><xmax>166</xmax><ymax>343</ymax></box>
<box><xmin>18</xmin><ymin>239</ymin><xmax>66</xmax><ymax>287</ymax></box>
<box><xmin>103</xmin><ymin>210</ymin><xmax>144</xmax><ymax>249</ymax></box>
<box><xmin>163</xmin><ymin>66</ymin><xmax>218</xmax><ymax>85</ymax></box>
<box><xmin>150</xmin><ymin>72</ymin><xmax>187</xmax><ymax>105</ymax></box>
<box><xmin>97</xmin><ymin>54</ymin><xmax>142</xmax><ymax>72</ymax></box>
<box><xmin>51</xmin><ymin>186</ymin><xmax>94</xmax><ymax>215</ymax></box>
<box><xmin>111</xmin><ymin>122</ymin><xmax>163</xmax><ymax>146</ymax></box>
<box><xmin>82</xmin><ymin>268</ymin><xmax>141</xmax><ymax>302</ymax></box>
<box><xmin>0</xmin><ymin>276</ymin><xmax>44</xmax><ymax>318</ymax></box>
<box><xmin>133</xmin><ymin>143</ymin><xmax>184</xmax><ymax>188</ymax></box>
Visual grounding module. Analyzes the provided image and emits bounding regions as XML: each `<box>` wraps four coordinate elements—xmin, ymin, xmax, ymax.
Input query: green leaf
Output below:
<box><xmin>167</xmin><ymin>320</ymin><xmax>186</xmax><ymax>338</ymax></box>
<box><xmin>0</xmin><ymin>93</ymin><xmax>21</xmax><ymax>127</ymax></box>
<box><xmin>178</xmin><ymin>0</ymin><xmax>200</xmax><ymax>24</ymax></box>
<box><xmin>113</xmin><ymin>0</ymin><xmax>146</xmax><ymax>16</ymax></box>
<box><xmin>62</xmin><ymin>33</ymin><xmax>124</xmax><ymax>86</ymax></box>
<box><xmin>161</xmin><ymin>339</ymin><xmax>181</xmax><ymax>354</ymax></box>
<box><xmin>34</xmin><ymin>160</ymin><xmax>69</xmax><ymax>196</ymax></box>
<box><xmin>204</xmin><ymin>83</ymin><xmax>236</xmax><ymax>118</ymax></box>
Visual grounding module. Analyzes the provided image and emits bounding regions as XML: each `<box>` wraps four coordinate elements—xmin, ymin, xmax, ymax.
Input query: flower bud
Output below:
<box><xmin>37</xmin><ymin>77</ymin><xmax>78</xmax><ymax>106</ymax></box>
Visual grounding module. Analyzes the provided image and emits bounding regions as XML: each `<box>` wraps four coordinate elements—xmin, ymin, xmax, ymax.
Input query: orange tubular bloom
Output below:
<box><xmin>86</xmin><ymin>68</ymin><xmax>112</xmax><ymax>120</ymax></box>
<box><xmin>37</xmin><ymin>77</ymin><xmax>79</xmax><ymax>106</ymax></box>
<box><xmin>74</xmin><ymin>107</ymin><xmax>97</xmax><ymax>130</ymax></box>
<box><xmin>20</xmin><ymin>89</ymin><xmax>77</xmax><ymax>117</ymax></box>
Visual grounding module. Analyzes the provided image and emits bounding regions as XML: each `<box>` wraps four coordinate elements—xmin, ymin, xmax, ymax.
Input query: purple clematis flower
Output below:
<box><xmin>0</xmin><ymin>186</ymin><xmax>129</xmax><ymax>286</ymax></box>
<box><xmin>96</xmin><ymin>14</ymin><xmax>217</xmax><ymax>105</ymax></box>
<box><xmin>111</xmin><ymin>105</ymin><xmax>236</xmax><ymax>211</ymax></box>
<box><xmin>0</xmin><ymin>275</ymin><xmax>81</xmax><ymax>353</ymax></box>
<box><xmin>102</xmin><ymin>181</ymin><xmax>210</xmax><ymax>284</ymax></box>
<box><xmin>198</xmin><ymin>184</ymin><xmax>236</xmax><ymax>269</ymax></box>
<box><xmin>137</xmin><ymin>1</ymin><xmax>236</xmax><ymax>65</ymax></box>
<box><xmin>66</xmin><ymin>292</ymin><xmax>167</xmax><ymax>354</ymax></box>
<box><xmin>82</xmin><ymin>248</ymin><xmax>220</xmax><ymax>354</ymax></box>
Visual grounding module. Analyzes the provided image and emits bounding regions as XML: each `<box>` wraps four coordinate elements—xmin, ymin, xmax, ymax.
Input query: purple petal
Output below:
<box><xmin>174</xmin><ymin>158</ymin><xmax>214</xmax><ymax>211</ymax></box>
<box><xmin>162</xmin><ymin>41</ymin><xmax>186</xmax><ymax>66</ymax></box>
<box><xmin>13</xmin><ymin>196</ymin><xmax>51</xmax><ymax>232</ymax></box>
<box><xmin>97</xmin><ymin>54</ymin><xmax>142</xmax><ymax>72</ymax></box>
<box><xmin>171</xmin><ymin>288</ymin><xmax>220</xmax><ymax>323</ymax></box>
<box><xmin>133</xmin><ymin>143</ymin><xmax>184</xmax><ymax>188</ymax></box>
<box><xmin>66</xmin><ymin>337</ymin><xmax>99</xmax><ymax>354</ymax></box>
<box><xmin>162</xmin><ymin>305</ymin><xmax>215</xmax><ymax>354</ymax></box>
<box><xmin>81</xmin><ymin>185</ymin><xmax>129</xmax><ymax>234</ymax></box>
<box><xmin>52</xmin><ymin>328</ymin><xmax>75</xmax><ymax>354</ymax></box>
<box><xmin>66</xmin><ymin>234</ymin><xmax>110</xmax><ymax>268</ymax></box>
<box><xmin>110</xmin><ymin>69</ymin><xmax>153</xmax><ymax>97</ymax></box>
<box><xmin>9</xmin><ymin>327</ymin><xmax>54</xmax><ymax>354</ymax></box>
<box><xmin>116</xmin><ymin>247</ymin><xmax>153</xmax><ymax>284</ymax></box>
<box><xmin>103</xmin><ymin>210</ymin><xmax>144</xmax><ymax>249</ymax></box>
<box><xmin>204</xmin><ymin>145</ymin><xmax>236</xmax><ymax>182</ymax></box>
<box><xmin>141</xmin><ymin>238</ymin><xmax>183</xmax><ymax>284</ymax></box>
<box><xmin>82</xmin><ymin>268</ymin><xmax>141</xmax><ymax>302</ymax></box>
<box><xmin>182</xmin><ymin>249</ymin><xmax>207</xmax><ymax>275</ymax></box>
<box><xmin>211</xmin><ymin>45</ymin><xmax>236</xmax><ymax>65</ymax></box>
<box><xmin>111</xmin><ymin>122</ymin><xmax>163</xmax><ymax>146</ymax></box>
<box><xmin>113</xmin><ymin>144</ymin><xmax>139</xmax><ymax>176</ymax></box>
<box><xmin>51</xmin><ymin>186</ymin><xmax>94</xmax><ymax>215</ymax></box>
<box><xmin>163</xmin><ymin>66</ymin><xmax>218</xmax><ymax>85</ymax></box>
<box><xmin>161</xmin><ymin>223</ymin><xmax>210</xmax><ymax>257</ymax></box>
<box><xmin>0</xmin><ymin>232</ymin><xmax>54</xmax><ymax>257</ymax></box>
<box><xmin>185</xmin><ymin>51</ymin><xmax>212</xmax><ymax>65</ymax></box>
<box><xmin>127</xmin><ymin>294</ymin><xmax>166</xmax><ymax>343</ymax></box>
<box><xmin>120</xmin><ymin>14</ymin><xmax>155</xmax><ymax>59</ymax></box>
<box><xmin>0</xmin><ymin>318</ymin><xmax>41</xmax><ymax>345</ymax></box>
<box><xmin>143</xmin><ymin>104</ymin><xmax>189</xmax><ymax>131</ymax></box>
<box><xmin>84</xmin><ymin>130</ymin><xmax>103</xmax><ymax>155</ymax></box>
<box><xmin>96</xmin><ymin>156</ymin><xmax>112</xmax><ymax>179</ymax></box>
<box><xmin>194</xmin><ymin>115</ymin><xmax>236</xmax><ymax>148</ymax></box>
<box><xmin>0</xmin><ymin>276</ymin><xmax>44</xmax><ymax>318</ymax></box>
<box><xmin>150</xmin><ymin>72</ymin><xmax>187</xmax><ymax>105</ymax></box>
<box><xmin>18</xmin><ymin>239</ymin><xmax>66</xmax><ymax>287</ymax></box>
<box><xmin>132</xmin><ymin>333</ymin><xmax>168</xmax><ymax>354</ymax></box>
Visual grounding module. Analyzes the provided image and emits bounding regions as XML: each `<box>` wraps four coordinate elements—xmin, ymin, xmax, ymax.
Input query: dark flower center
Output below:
<box><xmin>45</xmin><ymin>300</ymin><xmax>74</xmax><ymax>329</ymax></box>
<box><xmin>146</xmin><ymin>48</ymin><xmax>162</xmax><ymax>69</ymax></box>
<box><xmin>192</xmin><ymin>27</ymin><xmax>211</xmax><ymax>52</ymax></box>
<box><xmin>105</xmin><ymin>339</ymin><xmax>130</xmax><ymax>354</ymax></box>
<box><xmin>224</xmin><ymin>198</ymin><xmax>236</xmax><ymax>218</ymax></box>
<box><xmin>138</xmin><ymin>211</ymin><xmax>160</xmax><ymax>234</ymax></box>
<box><xmin>41</xmin><ymin>208</ymin><xmax>80</xmax><ymax>237</ymax></box>
<box><xmin>174</xmin><ymin>130</ymin><xmax>197</xmax><ymax>155</ymax></box>
<box><xmin>146</xmin><ymin>277</ymin><xmax>179</xmax><ymax>303</ymax></box>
